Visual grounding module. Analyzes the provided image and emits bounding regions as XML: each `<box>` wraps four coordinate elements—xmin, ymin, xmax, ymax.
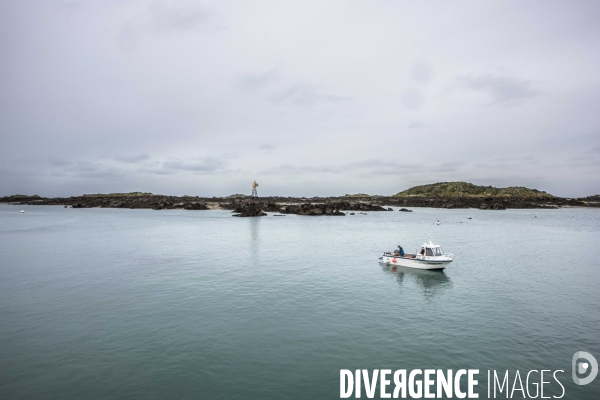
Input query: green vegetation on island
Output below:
<box><xmin>0</xmin><ymin>194</ymin><xmax>42</xmax><ymax>202</ymax></box>
<box><xmin>395</xmin><ymin>182</ymin><xmax>553</xmax><ymax>198</ymax></box>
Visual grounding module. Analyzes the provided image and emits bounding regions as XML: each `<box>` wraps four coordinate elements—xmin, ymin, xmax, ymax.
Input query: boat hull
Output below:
<box><xmin>381</xmin><ymin>255</ymin><xmax>451</xmax><ymax>270</ymax></box>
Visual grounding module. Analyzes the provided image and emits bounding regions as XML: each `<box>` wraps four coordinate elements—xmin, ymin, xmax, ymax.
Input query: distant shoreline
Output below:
<box><xmin>2</xmin><ymin>193</ymin><xmax>599</xmax><ymax>215</ymax></box>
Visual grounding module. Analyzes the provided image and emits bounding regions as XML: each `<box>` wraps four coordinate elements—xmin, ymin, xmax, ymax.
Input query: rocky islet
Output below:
<box><xmin>2</xmin><ymin>182</ymin><xmax>598</xmax><ymax>217</ymax></box>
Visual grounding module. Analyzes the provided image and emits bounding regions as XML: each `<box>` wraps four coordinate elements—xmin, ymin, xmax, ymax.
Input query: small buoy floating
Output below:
<box><xmin>436</xmin><ymin>220</ymin><xmax>440</xmax><ymax>225</ymax></box>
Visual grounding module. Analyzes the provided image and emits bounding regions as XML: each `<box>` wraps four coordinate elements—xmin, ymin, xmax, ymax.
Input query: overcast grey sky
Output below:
<box><xmin>1</xmin><ymin>0</ymin><xmax>599</xmax><ymax>197</ymax></box>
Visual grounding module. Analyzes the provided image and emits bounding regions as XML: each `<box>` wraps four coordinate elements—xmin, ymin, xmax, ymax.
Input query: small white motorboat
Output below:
<box><xmin>380</xmin><ymin>239</ymin><xmax>453</xmax><ymax>270</ymax></box>
<box><xmin>20</xmin><ymin>210</ymin><xmax>25</xmax><ymax>213</ymax></box>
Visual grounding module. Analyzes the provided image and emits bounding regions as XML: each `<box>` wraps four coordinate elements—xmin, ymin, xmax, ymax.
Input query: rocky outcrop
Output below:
<box><xmin>152</xmin><ymin>201</ymin><xmax>173</xmax><ymax>210</ymax></box>
<box><xmin>221</xmin><ymin>199</ymin><xmax>390</xmax><ymax>216</ymax></box>
<box><xmin>279</xmin><ymin>201</ymin><xmax>389</xmax><ymax>215</ymax></box>
<box><xmin>6</xmin><ymin>190</ymin><xmax>597</xmax><ymax>210</ymax></box>
<box><xmin>383</xmin><ymin>196</ymin><xmax>575</xmax><ymax>209</ymax></box>
<box><xmin>339</xmin><ymin>201</ymin><xmax>389</xmax><ymax>211</ymax></box>
<box><xmin>232</xmin><ymin>199</ymin><xmax>267</xmax><ymax>217</ymax></box>
<box><xmin>399</xmin><ymin>208</ymin><xmax>413</xmax><ymax>212</ymax></box>
<box><xmin>222</xmin><ymin>199</ymin><xmax>279</xmax><ymax>213</ymax></box>
<box><xmin>9</xmin><ymin>193</ymin><xmax>212</xmax><ymax>211</ymax></box>
<box><xmin>280</xmin><ymin>203</ymin><xmax>345</xmax><ymax>216</ymax></box>
<box><xmin>479</xmin><ymin>203</ymin><xmax>506</xmax><ymax>210</ymax></box>
<box><xmin>0</xmin><ymin>194</ymin><xmax>43</xmax><ymax>202</ymax></box>
<box><xmin>579</xmin><ymin>195</ymin><xmax>600</xmax><ymax>207</ymax></box>
<box><xmin>183</xmin><ymin>201</ymin><xmax>208</xmax><ymax>210</ymax></box>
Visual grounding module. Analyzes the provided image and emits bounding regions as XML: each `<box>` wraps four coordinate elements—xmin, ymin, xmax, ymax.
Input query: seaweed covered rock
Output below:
<box><xmin>280</xmin><ymin>202</ymin><xmax>345</xmax><ymax>215</ymax></box>
<box><xmin>479</xmin><ymin>203</ymin><xmax>507</xmax><ymax>210</ymax></box>
<box><xmin>232</xmin><ymin>199</ymin><xmax>267</xmax><ymax>217</ymax></box>
<box><xmin>183</xmin><ymin>201</ymin><xmax>208</xmax><ymax>210</ymax></box>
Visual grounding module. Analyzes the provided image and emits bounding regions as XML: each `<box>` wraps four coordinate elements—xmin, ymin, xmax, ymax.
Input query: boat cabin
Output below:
<box><xmin>419</xmin><ymin>243</ymin><xmax>444</xmax><ymax>257</ymax></box>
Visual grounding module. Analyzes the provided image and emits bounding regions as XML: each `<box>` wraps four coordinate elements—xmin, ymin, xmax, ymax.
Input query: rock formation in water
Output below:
<box><xmin>279</xmin><ymin>203</ymin><xmax>345</xmax><ymax>216</ymax></box>
<box><xmin>2</xmin><ymin>181</ymin><xmax>597</xmax><ymax>211</ymax></box>
<box><xmin>3</xmin><ymin>193</ymin><xmax>209</xmax><ymax>211</ymax></box>
<box><xmin>232</xmin><ymin>199</ymin><xmax>267</xmax><ymax>217</ymax></box>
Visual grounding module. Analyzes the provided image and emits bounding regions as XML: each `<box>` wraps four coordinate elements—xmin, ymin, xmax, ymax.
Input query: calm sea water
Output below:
<box><xmin>1</xmin><ymin>205</ymin><xmax>599</xmax><ymax>399</ymax></box>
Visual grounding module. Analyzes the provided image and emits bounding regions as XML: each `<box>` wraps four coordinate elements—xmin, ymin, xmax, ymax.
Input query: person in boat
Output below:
<box><xmin>395</xmin><ymin>246</ymin><xmax>405</xmax><ymax>257</ymax></box>
<box><xmin>420</xmin><ymin>248</ymin><xmax>425</xmax><ymax>257</ymax></box>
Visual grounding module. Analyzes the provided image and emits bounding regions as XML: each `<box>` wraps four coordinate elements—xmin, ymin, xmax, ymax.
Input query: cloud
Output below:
<box><xmin>490</xmin><ymin>156</ymin><xmax>536</xmax><ymax>163</ymax></box>
<box><xmin>114</xmin><ymin>154</ymin><xmax>151</xmax><ymax>163</ymax></box>
<box><xmin>423</xmin><ymin>161</ymin><xmax>466</xmax><ymax>174</ymax></box>
<box><xmin>49</xmin><ymin>158</ymin><xmax>73</xmax><ymax>167</ymax></box>
<box><xmin>270</xmin><ymin>85</ymin><xmax>349</xmax><ymax>107</ymax></box>
<box><xmin>401</xmin><ymin>89</ymin><xmax>423</xmax><ymax>110</ymax></box>
<box><xmin>587</xmin><ymin>145</ymin><xmax>600</xmax><ymax>154</ymax></box>
<box><xmin>476</xmin><ymin>156</ymin><xmax>538</xmax><ymax>169</ymax></box>
<box><xmin>412</xmin><ymin>62</ymin><xmax>433</xmax><ymax>84</ymax></box>
<box><xmin>73</xmin><ymin>170</ymin><xmax>123</xmax><ymax>179</ymax></box>
<box><xmin>237</xmin><ymin>71</ymin><xmax>278</xmax><ymax>94</ymax></box>
<box><xmin>566</xmin><ymin>154</ymin><xmax>600</xmax><ymax>167</ymax></box>
<box><xmin>69</xmin><ymin>161</ymin><xmax>102</xmax><ymax>173</ymax></box>
<box><xmin>135</xmin><ymin>167</ymin><xmax>173</xmax><ymax>176</ymax></box>
<box><xmin>345</xmin><ymin>160</ymin><xmax>463</xmax><ymax>176</ymax></box>
<box><xmin>117</xmin><ymin>1</ymin><xmax>218</xmax><ymax>50</ymax></box>
<box><xmin>45</xmin><ymin>156</ymin><xmax>228</xmax><ymax>179</ymax></box>
<box><xmin>343</xmin><ymin>160</ymin><xmax>426</xmax><ymax>175</ymax></box>
<box><xmin>407</xmin><ymin>122</ymin><xmax>427</xmax><ymax>129</ymax></box>
<box><xmin>161</xmin><ymin>157</ymin><xmax>228</xmax><ymax>173</ymax></box>
<box><xmin>59</xmin><ymin>161</ymin><xmax>124</xmax><ymax>179</ymax></box>
<box><xmin>256</xmin><ymin>144</ymin><xmax>274</xmax><ymax>155</ymax></box>
<box><xmin>54</xmin><ymin>1</ymin><xmax>80</xmax><ymax>11</ymax></box>
<box><xmin>262</xmin><ymin>160</ymin><xmax>464</xmax><ymax>177</ymax></box>
<box><xmin>456</xmin><ymin>73</ymin><xmax>542</xmax><ymax>104</ymax></box>
<box><xmin>237</xmin><ymin>71</ymin><xmax>348</xmax><ymax>107</ymax></box>
<box><xmin>262</xmin><ymin>164</ymin><xmax>340</xmax><ymax>175</ymax></box>
<box><xmin>148</xmin><ymin>2</ymin><xmax>213</xmax><ymax>33</ymax></box>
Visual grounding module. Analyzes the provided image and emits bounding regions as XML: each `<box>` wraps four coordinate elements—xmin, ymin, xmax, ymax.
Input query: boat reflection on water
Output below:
<box><xmin>381</xmin><ymin>264</ymin><xmax>452</xmax><ymax>298</ymax></box>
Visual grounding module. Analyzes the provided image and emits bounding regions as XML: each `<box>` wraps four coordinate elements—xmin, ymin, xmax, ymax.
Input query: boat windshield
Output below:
<box><xmin>426</xmin><ymin>248</ymin><xmax>434</xmax><ymax>256</ymax></box>
<box><xmin>434</xmin><ymin>247</ymin><xmax>443</xmax><ymax>256</ymax></box>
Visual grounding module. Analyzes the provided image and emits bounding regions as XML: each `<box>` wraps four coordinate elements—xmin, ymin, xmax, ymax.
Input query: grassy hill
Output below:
<box><xmin>395</xmin><ymin>182</ymin><xmax>553</xmax><ymax>198</ymax></box>
<box><xmin>0</xmin><ymin>194</ymin><xmax>43</xmax><ymax>201</ymax></box>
